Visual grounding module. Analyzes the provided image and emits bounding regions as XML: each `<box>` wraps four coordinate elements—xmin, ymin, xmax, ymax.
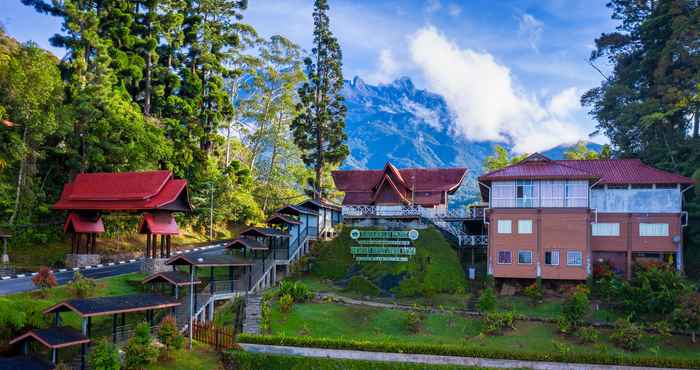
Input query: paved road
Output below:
<box><xmin>0</xmin><ymin>243</ymin><xmax>227</xmax><ymax>296</ymax></box>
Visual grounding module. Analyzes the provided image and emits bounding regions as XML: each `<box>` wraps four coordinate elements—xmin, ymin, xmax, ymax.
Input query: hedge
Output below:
<box><xmin>236</xmin><ymin>334</ymin><xmax>700</xmax><ymax>369</ymax></box>
<box><xmin>223</xmin><ymin>350</ymin><xmax>483</xmax><ymax>370</ymax></box>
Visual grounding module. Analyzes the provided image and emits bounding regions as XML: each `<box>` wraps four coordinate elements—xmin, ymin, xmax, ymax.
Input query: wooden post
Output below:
<box><xmin>146</xmin><ymin>233</ymin><xmax>151</xmax><ymax>258</ymax></box>
<box><xmin>161</xmin><ymin>235</ymin><xmax>165</xmax><ymax>258</ymax></box>
<box><xmin>166</xmin><ymin>235</ymin><xmax>171</xmax><ymax>257</ymax></box>
<box><xmin>112</xmin><ymin>313</ymin><xmax>117</xmax><ymax>343</ymax></box>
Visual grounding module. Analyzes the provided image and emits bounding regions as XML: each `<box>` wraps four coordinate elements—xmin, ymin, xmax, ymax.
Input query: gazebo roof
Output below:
<box><xmin>0</xmin><ymin>356</ymin><xmax>53</xmax><ymax>370</ymax></box>
<box><xmin>166</xmin><ymin>254</ymin><xmax>255</xmax><ymax>267</ymax></box>
<box><xmin>275</xmin><ymin>204</ymin><xmax>318</xmax><ymax>216</ymax></box>
<box><xmin>142</xmin><ymin>271</ymin><xmax>201</xmax><ymax>286</ymax></box>
<box><xmin>44</xmin><ymin>294</ymin><xmax>180</xmax><ymax>318</ymax></box>
<box><xmin>10</xmin><ymin>327</ymin><xmax>90</xmax><ymax>349</ymax></box>
<box><xmin>266</xmin><ymin>213</ymin><xmax>301</xmax><ymax>225</ymax></box>
<box><xmin>240</xmin><ymin>227</ymin><xmax>289</xmax><ymax>238</ymax></box>
<box><xmin>139</xmin><ymin>213</ymin><xmax>179</xmax><ymax>235</ymax></box>
<box><xmin>63</xmin><ymin>212</ymin><xmax>105</xmax><ymax>234</ymax></box>
<box><xmin>297</xmin><ymin>199</ymin><xmax>341</xmax><ymax>211</ymax></box>
<box><xmin>226</xmin><ymin>237</ymin><xmax>268</xmax><ymax>251</ymax></box>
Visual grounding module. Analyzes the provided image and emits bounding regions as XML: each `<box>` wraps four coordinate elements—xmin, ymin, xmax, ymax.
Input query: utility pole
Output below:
<box><xmin>209</xmin><ymin>182</ymin><xmax>214</xmax><ymax>241</ymax></box>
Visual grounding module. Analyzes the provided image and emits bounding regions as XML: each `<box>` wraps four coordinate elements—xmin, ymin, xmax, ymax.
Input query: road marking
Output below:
<box><xmin>16</xmin><ymin>274</ymin><xmax>25</xmax><ymax>278</ymax></box>
<box><xmin>31</xmin><ymin>273</ymin><xmax>38</xmax><ymax>276</ymax></box>
<box><xmin>1</xmin><ymin>276</ymin><xmax>10</xmax><ymax>280</ymax></box>
<box><xmin>59</xmin><ymin>269</ymin><xmax>67</xmax><ymax>272</ymax></box>
<box><xmin>128</xmin><ymin>259</ymin><xmax>136</xmax><ymax>262</ymax></box>
<box><xmin>107</xmin><ymin>262</ymin><xmax>115</xmax><ymax>266</ymax></box>
<box><xmin>96</xmin><ymin>264</ymin><xmax>104</xmax><ymax>267</ymax></box>
<box><xmin>72</xmin><ymin>268</ymin><xmax>80</xmax><ymax>271</ymax></box>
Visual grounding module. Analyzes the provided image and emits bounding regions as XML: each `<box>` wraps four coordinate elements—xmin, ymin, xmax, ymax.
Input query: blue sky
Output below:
<box><xmin>1</xmin><ymin>0</ymin><xmax>618</xmax><ymax>152</ymax></box>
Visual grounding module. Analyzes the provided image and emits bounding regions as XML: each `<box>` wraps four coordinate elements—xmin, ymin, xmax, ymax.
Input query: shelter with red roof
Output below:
<box><xmin>332</xmin><ymin>162</ymin><xmax>467</xmax><ymax>221</ymax></box>
<box><xmin>477</xmin><ymin>153</ymin><xmax>694</xmax><ymax>283</ymax></box>
<box><xmin>53</xmin><ymin>170</ymin><xmax>192</xmax><ymax>267</ymax></box>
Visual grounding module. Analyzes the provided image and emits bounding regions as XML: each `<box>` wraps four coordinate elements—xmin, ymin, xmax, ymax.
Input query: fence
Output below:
<box><xmin>191</xmin><ymin>319</ymin><xmax>237</xmax><ymax>350</ymax></box>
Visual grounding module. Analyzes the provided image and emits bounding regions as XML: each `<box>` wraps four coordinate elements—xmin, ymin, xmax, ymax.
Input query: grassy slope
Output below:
<box><xmin>270</xmin><ymin>302</ymin><xmax>700</xmax><ymax>362</ymax></box>
<box><xmin>147</xmin><ymin>343</ymin><xmax>222</xmax><ymax>370</ymax></box>
<box><xmin>310</xmin><ymin>227</ymin><xmax>465</xmax><ymax>297</ymax></box>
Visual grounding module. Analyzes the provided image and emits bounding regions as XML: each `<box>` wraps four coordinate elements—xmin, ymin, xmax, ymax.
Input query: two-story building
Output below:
<box><xmin>478</xmin><ymin>153</ymin><xmax>694</xmax><ymax>282</ymax></box>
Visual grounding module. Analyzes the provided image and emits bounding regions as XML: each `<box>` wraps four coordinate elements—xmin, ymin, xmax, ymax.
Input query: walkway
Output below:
<box><xmin>242</xmin><ymin>294</ymin><xmax>262</xmax><ymax>334</ymax></box>
<box><xmin>239</xmin><ymin>343</ymin><xmax>687</xmax><ymax>370</ymax></box>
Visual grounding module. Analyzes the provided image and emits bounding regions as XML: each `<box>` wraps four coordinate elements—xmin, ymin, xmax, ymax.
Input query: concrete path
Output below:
<box><xmin>242</xmin><ymin>294</ymin><xmax>262</xmax><ymax>334</ymax></box>
<box><xmin>239</xmin><ymin>343</ymin><xmax>686</xmax><ymax>370</ymax></box>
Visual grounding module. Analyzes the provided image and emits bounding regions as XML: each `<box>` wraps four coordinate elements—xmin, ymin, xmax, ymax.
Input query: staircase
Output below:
<box><xmin>242</xmin><ymin>293</ymin><xmax>262</xmax><ymax>334</ymax></box>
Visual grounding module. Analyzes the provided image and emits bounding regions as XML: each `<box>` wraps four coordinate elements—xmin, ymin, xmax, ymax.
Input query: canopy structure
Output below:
<box><xmin>266</xmin><ymin>213</ymin><xmax>301</xmax><ymax>225</ymax></box>
<box><xmin>44</xmin><ymin>294</ymin><xmax>180</xmax><ymax>318</ymax></box>
<box><xmin>64</xmin><ymin>212</ymin><xmax>104</xmax><ymax>255</ymax></box>
<box><xmin>240</xmin><ymin>227</ymin><xmax>289</xmax><ymax>238</ymax></box>
<box><xmin>0</xmin><ymin>356</ymin><xmax>52</xmax><ymax>370</ymax></box>
<box><xmin>10</xmin><ymin>327</ymin><xmax>90</xmax><ymax>349</ymax></box>
<box><xmin>142</xmin><ymin>271</ymin><xmax>202</xmax><ymax>286</ymax></box>
<box><xmin>275</xmin><ymin>204</ymin><xmax>318</xmax><ymax>216</ymax></box>
<box><xmin>166</xmin><ymin>254</ymin><xmax>255</xmax><ymax>267</ymax></box>
<box><xmin>226</xmin><ymin>238</ymin><xmax>269</xmax><ymax>251</ymax></box>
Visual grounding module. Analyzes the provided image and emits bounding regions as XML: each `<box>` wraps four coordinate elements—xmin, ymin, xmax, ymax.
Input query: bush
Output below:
<box><xmin>610</xmin><ymin>317</ymin><xmax>645</xmax><ymax>351</ymax></box>
<box><xmin>88</xmin><ymin>338</ymin><xmax>121</xmax><ymax>370</ymax></box>
<box><xmin>158</xmin><ymin>315</ymin><xmax>184</xmax><ymax>354</ymax></box>
<box><xmin>576</xmin><ymin>326</ymin><xmax>599</xmax><ymax>344</ymax></box>
<box><xmin>124</xmin><ymin>322</ymin><xmax>159</xmax><ymax>369</ymax></box>
<box><xmin>671</xmin><ymin>293</ymin><xmax>700</xmax><ymax>343</ymax></box>
<box><xmin>477</xmin><ymin>288</ymin><xmax>496</xmax><ymax>313</ymax></box>
<box><xmin>344</xmin><ymin>275</ymin><xmax>380</xmax><ymax>296</ymax></box>
<box><xmin>523</xmin><ymin>281</ymin><xmax>543</xmax><ymax>306</ymax></box>
<box><xmin>0</xmin><ymin>297</ymin><xmax>50</xmax><ymax>341</ymax></box>
<box><xmin>619</xmin><ymin>265</ymin><xmax>692</xmax><ymax>319</ymax></box>
<box><xmin>279</xmin><ymin>293</ymin><xmax>294</xmax><ymax>313</ymax></box>
<box><xmin>67</xmin><ymin>271</ymin><xmax>97</xmax><ymax>298</ymax></box>
<box><xmin>235</xmin><ymin>334</ymin><xmax>700</xmax><ymax>369</ymax></box>
<box><xmin>31</xmin><ymin>266</ymin><xmax>56</xmax><ymax>296</ymax></box>
<box><xmin>278</xmin><ymin>280</ymin><xmax>313</xmax><ymax>302</ymax></box>
<box><xmin>404</xmin><ymin>311</ymin><xmax>422</xmax><ymax>334</ymax></box>
<box><xmin>482</xmin><ymin>311</ymin><xmax>515</xmax><ymax>335</ymax></box>
<box><xmin>260</xmin><ymin>297</ymin><xmax>272</xmax><ymax>334</ymax></box>
<box><xmin>561</xmin><ymin>285</ymin><xmax>590</xmax><ymax>329</ymax></box>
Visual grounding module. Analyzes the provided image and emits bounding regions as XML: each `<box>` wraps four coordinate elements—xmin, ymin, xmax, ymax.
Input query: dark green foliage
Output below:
<box><xmin>482</xmin><ymin>311</ymin><xmax>515</xmax><ymax>335</ymax></box>
<box><xmin>672</xmin><ymin>293</ymin><xmax>700</xmax><ymax>343</ymax></box>
<box><xmin>279</xmin><ymin>293</ymin><xmax>294</xmax><ymax>314</ymax></box>
<box><xmin>561</xmin><ymin>285</ymin><xmax>590</xmax><ymax>329</ymax></box>
<box><xmin>88</xmin><ymin>338</ymin><xmax>121</xmax><ymax>370</ymax></box>
<box><xmin>0</xmin><ymin>297</ymin><xmax>50</xmax><ymax>341</ymax></box>
<box><xmin>618</xmin><ymin>265</ymin><xmax>692</xmax><ymax>319</ymax></box>
<box><xmin>577</xmin><ymin>326</ymin><xmax>599</xmax><ymax>344</ymax></box>
<box><xmin>124</xmin><ymin>322</ymin><xmax>159</xmax><ymax>369</ymax></box>
<box><xmin>405</xmin><ymin>311</ymin><xmax>423</xmax><ymax>334</ymax></box>
<box><xmin>67</xmin><ymin>271</ymin><xmax>97</xmax><ymax>299</ymax></box>
<box><xmin>277</xmin><ymin>280</ymin><xmax>313</xmax><ymax>302</ymax></box>
<box><xmin>158</xmin><ymin>315</ymin><xmax>184</xmax><ymax>354</ymax></box>
<box><xmin>344</xmin><ymin>275</ymin><xmax>380</xmax><ymax>296</ymax></box>
<box><xmin>237</xmin><ymin>334</ymin><xmax>700</xmax><ymax>369</ymax></box>
<box><xmin>291</xmin><ymin>0</ymin><xmax>348</xmax><ymax>198</ymax></box>
<box><xmin>477</xmin><ymin>288</ymin><xmax>496</xmax><ymax>313</ymax></box>
<box><xmin>523</xmin><ymin>281</ymin><xmax>543</xmax><ymax>306</ymax></box>
<box><xmin>611</xmin><ymin>317</ymin><xmax>645</xmax><ymax>352</ymax></box>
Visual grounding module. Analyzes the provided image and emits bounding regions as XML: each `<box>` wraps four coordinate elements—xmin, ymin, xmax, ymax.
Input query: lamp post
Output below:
<box><xmin>209</xmin><ymin>182</ymin><xmax>214</xmax><ymax>241</ymax></box>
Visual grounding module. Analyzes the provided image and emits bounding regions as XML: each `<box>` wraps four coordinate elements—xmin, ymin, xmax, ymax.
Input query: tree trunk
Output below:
<box><xmin>693</xmin><ymin>107</ymin><xmax>699</xmax><ymax>139</ymax></box>
<box><xmin>262</xmin><ymin>113</ymin><xmax>283</xmax><ymax>212</ymax></box>
<box><xmin>8</xmin><ymin>125</ymin><xmax>29</xmax><ymax>225</ymax></box>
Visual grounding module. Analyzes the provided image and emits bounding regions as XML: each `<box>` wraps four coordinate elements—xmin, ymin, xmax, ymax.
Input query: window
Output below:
<box><xmin>639</xmin><ymin>223</ymin><xmax>669</xmax><ymax>237</ymax></box>
<box><xmin>567</xmin><ymin>251</ymin><xmax>583</xmax><ymax>266</ymax></box>
<box><xmin>565</xmin><ymin>181</ymin><xmax>588</xmax><ymax>207</ymax></box>
<box><xmin>516</xmin><ymin>180</ymin><xmax>535</xmax><ymax>207</ymax></box>
<box><xmin>545</xmin><ymin>250</ymin><xmax>559</xmax><ymax>266</ymax></box>
<box><xmin>497</xmin><ymin>219</ymin><xmax>512</xmax><ymax>234</ymax></box>
<box><xmin>518</xmin><ymin>219</ymin><xmax>533</xmax><ymax>234</ymax></box>
<box><xmin>518</xmin><ymin>250</ymin><xmax>533</xmax><ymax>264</ymax></box>
<box><xmin>497</xmin><ymin>251</ymin><xmax>512</xmax><ymax>264</ymax></box>
<box><xmin>591</xmin><ymin>223</ymin><xmax>620</xmax><ymax>236</ymax></box>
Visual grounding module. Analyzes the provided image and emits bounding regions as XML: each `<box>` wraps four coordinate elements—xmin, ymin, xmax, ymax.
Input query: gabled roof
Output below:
<box><xmin>226</xmin><ymin>237</ymin><xmax>269</xmax><ymax>251</ymax></box>
<box><xmin>479</xmin><ymin>153</ymin><xmax>598</xmax><ymax>182</ymax></box>
<box><xmin>266</xmin><ymin>213</ymin><xmax>301</xmax><ymax>225</ymax></box>
<box><xmin>44</xmin><ymin>294</ymin><xmax>180</xmax><ymax>317</ymax></box>
<box><xmin>63</xmin><ymin>212</ymin><xmax>105</xmax><ymax>234</ymax></box>
<box><xmin>139</xmin><ymin>213</ymin><xmax>179</xmax><ymax>235</ymax></box>
<box><xmin>276</xmin><ymin>204</ymin><xmax>318</xmax><ymax>216</ymax></box>
<box><xmin>371</xmin><ymin>174</ymin><xmax>410</xmax><ymax>204</ymax></box>
<box><xmin>239</xmin><ymin>227</ymin><xmax>289</xmax><ymax>238</ymax></box>
<box><xmin>10</xmin><ymin>327</ymin><xmax>90</xmax><ymax>349</ymax></box>
<box><xmin>53</xmin><ymin>171</ymin><xmax>192</xmax><ymax>212</ymax></box>
<box><xmin>166</xmin><ymin>254</ymin><xmax>255</xmax><ymax>267</ymax></box>
<box><xmin>142</xmin><ymin>271</ymin><xmax>201</xmax><ymax>286</ymax></box>
<box><xmin>297</xmin><ymin>199</ymin><xmax>341</xmax><ymax>211</ymax></box>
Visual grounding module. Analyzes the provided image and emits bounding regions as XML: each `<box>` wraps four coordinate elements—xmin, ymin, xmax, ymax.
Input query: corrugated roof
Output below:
<box><xmin>44</xmin><ymin>294</ymin><xmax>181</xmax><ymax>317</ymax></box>
<box><xmin>10</xmin><ymin>327</ymin><xmax>90</xmax><ymax>349</ymax></box>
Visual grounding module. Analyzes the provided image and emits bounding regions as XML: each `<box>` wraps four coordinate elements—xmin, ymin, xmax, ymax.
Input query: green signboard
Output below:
<box><xmin>350</xmin><ymin>229</ymin><xmax>419</xmax><ymax>262</ymax></box>
<box><xmin>355</xmin><ymin>256</ymin><xmax>409</xmax><ymax>262</ymax></box>
<box><xmin>350</xmin><ymin>246</ymin><xmax>416</xmax><ymax>255</ymax></box>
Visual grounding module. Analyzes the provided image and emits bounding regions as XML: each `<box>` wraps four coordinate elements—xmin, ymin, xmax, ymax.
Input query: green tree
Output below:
<box><xmin>483</xmin><ymin>145</ymin><xmax>528</xmax><ymax>172</ymax></box>
<box><xmin>88</xmin><ymin>338</ymin><xmax>121</xmax><ymax>370</ymax></box>
<box><xmin>291</xmin><ymin>0</ymin><xmax>348</xmax><ymax>199</ymax></box>
<box><xmin>564</xmin><ymin>141</ymin><xmax>612</xmax><ymax>160</ymax></box>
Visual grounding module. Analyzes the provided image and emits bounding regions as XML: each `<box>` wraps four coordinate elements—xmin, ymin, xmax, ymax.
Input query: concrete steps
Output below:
<box><xmin>242</xmin><ymin>294</ymin><xmax>262</xmax><ymax>334</ymax></box>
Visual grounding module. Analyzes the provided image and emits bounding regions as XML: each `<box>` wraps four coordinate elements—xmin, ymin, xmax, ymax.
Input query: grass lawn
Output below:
<box><xmin>269</xmin><ymin>301</ymin><xmax>700</xmax><ymax>362</ymax></box>
<box><xmin>147</xmin><ymin>343</ymin><xmax>222</xmax><ymax>370</ymax></box>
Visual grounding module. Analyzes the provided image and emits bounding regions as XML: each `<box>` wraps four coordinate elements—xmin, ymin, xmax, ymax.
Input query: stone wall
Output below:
<box><xmin>141</xmin><ymin>258</ymin><xmax>170</xmax><ymax>275</ymax></box>
<box><xmin>65</xmin><ymin>254</ymin><xmax>101</xmax><ymax>268</ymax></box>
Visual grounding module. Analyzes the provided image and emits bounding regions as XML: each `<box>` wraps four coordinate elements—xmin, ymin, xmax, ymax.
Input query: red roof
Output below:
<box><xmin>64</xmin><ymin>212</ymin><xmax>105</xmax><ymax>234</ymax></box>
<box><xmin>478</xmin><ymin>153</ymin><xmax>694</xmax><ymax>185</ymax></box>
<box><xmin>139</xmin><ymin>213</ymin><xmax>179</xmax><ymax>235</ymax></box>
<box><xmin>332</xmin><ymin>162</ymin><xmax>467</xmax><ymax>207</ymax></box>
<box><xmin>53</xmin><ymin>171</ymin><xmax>192</xmax><ymax>212</ymax></box>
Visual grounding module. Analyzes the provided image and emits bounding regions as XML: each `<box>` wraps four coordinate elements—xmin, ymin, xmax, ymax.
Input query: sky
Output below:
<box><xmin>0</xmin><ymin>0</ymin><xmax>619</xmax><ymax>153</ymax></box>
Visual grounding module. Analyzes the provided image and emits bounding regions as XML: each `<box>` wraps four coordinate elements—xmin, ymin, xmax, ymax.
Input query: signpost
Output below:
<box><xmin>350</xmin><ymin>229</ymin><xmax>419</xmax><ymax>262</ymax></box>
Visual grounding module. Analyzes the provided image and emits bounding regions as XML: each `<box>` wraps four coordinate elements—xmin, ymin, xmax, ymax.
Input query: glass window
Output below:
<box><xmin>591</xmin><ymin>223</ymin><xmax>620</xmax><ymax>236</ymax></box>
<box><xmin>639</xmin><ymin>223</ymin><xmax>669</xmax><ymax>237</ymax></box>
<box><xmin>567</xmin><ymin>251</ymin><xmax>583</xmax><ymax>266</ymax></box>
<box><xmin>545</xmin><ymin>250</ymin><xmax>559</xmax><ymax>266</ymax></box>
<box><xmin>565</xmin><ymin>181</ymin><xmax>588</xmax><ymax>207</ymax></box>
<box><xmin>497</xmin><ymin>220</ymin><xmax>512</xmax><ymax>234</ymax></box>
<box><xmin>518</xmin><ymin>219</ymin><xmax>533</xmax><ymax>234</ymax></box>
<box><xmin>518</xmin><ymin>250</ymin><xmax>533</xmax><ymax>264</ymax></box>
<box><xmin>516</xmin><ymin>180</ymin><xmax>535</xmax><ymax>207</ymax></box>
<box><xmin>497</xmin><ymin>251</ymin><xmax>512</xmax><ymax>264</ymax></box>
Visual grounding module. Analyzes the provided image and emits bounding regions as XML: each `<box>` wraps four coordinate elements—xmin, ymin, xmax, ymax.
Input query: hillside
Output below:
<box><xmin>310</xmin><ymin>226</ymin><xmax>464</xmax><ymax>297</ymax></box>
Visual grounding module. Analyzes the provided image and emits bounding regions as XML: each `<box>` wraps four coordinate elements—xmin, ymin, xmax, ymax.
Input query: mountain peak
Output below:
<box><xmin>391</xmin><ymin>76</ymin><xmax>414</xmax><ymax>90</ymax></box>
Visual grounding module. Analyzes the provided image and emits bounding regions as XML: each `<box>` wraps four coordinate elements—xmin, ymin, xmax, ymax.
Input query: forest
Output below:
<box><xmin>0</xmin><ymin>0</ymin><xmax>347</xmax><ymax>247</ymax></box>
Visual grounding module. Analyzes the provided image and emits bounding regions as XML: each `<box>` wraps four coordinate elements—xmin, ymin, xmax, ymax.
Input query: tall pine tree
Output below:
<box><xmin>291</xmin><ymin>0</ymin><xmax>348</xmax><ymax>199</ymax></box>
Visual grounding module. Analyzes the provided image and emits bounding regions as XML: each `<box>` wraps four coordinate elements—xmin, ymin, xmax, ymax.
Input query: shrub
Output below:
<box><xmin>576</xmin><ymin>326</ymin><xmax>599</xmax><ymax>344</ymax></box>
<box><xmin>482</xmin><ymin>311</ymin><xmax>515</xmax><ymax>335</ymax></box>
<box><xmin>260</xmin><ymin>298</ymin><xmax>272</xmax><ymax>334</ymax></box>
<box><xmin>124</xmin><ymin>322</ymin><xmax>159</xmax><ymax>369</ymax></box>
<box><xmin>477</xmin><ymin>288</ymin><xmax>496</xmax><ymax>313</ymax></box>
<box><xmin>671</xmin><ymin>293</ymin><xmax>700</xmax><ymax>343</ymax></box>
<box><xmin>523</xmin><ymin>282</ymin><xmax>543</xmax><ymax>306</ymax></box>
<box><xmin>278</xmin><ymin>280</ymin><xmax>313</xmax><ymax>302</ymax></box>
<box><xmin>0</xmin><ymin>297</ymin><xmax>50</xmax><ymax>341</ymax></box>
<box><xmin>610</xmin><ymin>317</ymin><xmax>645</xmax><ymax>351</ymax></box>
<box><xmin>344</xmin><ymin>275</ymin><xmax>380</xmax><ymax>296</ymax></box>
<box><xmin>404</xmin><ymin>311</ymin><xmax>422</xmax><ymax>334</ymax></box>
<box><xmin>67</xmin><ymin>271</ymin><xmax>97</xmax><ymax>299</ymax></box>
<box><xmin>619</xmin><ymin>265</ymin><xmax>691</xmax><ymax>319</ymax></box>
<box><xmin>279</xmin><ymin>293</ymin><xmax>294</xmax><ymax>313</ymax></box>
<box><xmin>31</xmin><ymin>266</ymin><xmax>56</xmax><ymax>296</ymax></box>
<box><xmin>88</xmin><ymin>338</ymin><xmax>121</xmax><ymax>370</ymax></box>
<box><xmin>556</xmin><ymin>315</ymin><xmax>572</xmax><ymax>335</ymax></box>
<box><xmin>561</xmin><ymin>285</ymin><xmax>590</xmax><ymax>329</ymax></box>
<box><xmin>158</xmin><ymin>315</ymin><xmax>184</xmax><ymax>354</ymax></box>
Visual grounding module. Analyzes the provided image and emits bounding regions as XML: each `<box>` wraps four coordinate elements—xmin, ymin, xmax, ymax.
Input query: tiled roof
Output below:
<box><xmin>226</xmin><ymin>237</ymin><xmax>269</xmax><ymax>251</ymax></box>
<box><xmin>63</xmin><ymin>212</ymin><xmax>105</xmax><ymax>234</ymax></box>
<box><xmin>53</xmin><ymin>171</ymin><xmax>192</xmax><ymax>212</ymax></box>
<box><xmin>275</xmin><ymin>204</ymin><xmax>318</xmax><ymax>216</ymax></box>
<box><xmin>266</xmin><ymin>213</ymin><xmax>301</xmax><ymax>225</ymax></box>
<box><xmin>240</xmin><ymin>227</ymin><xmax>289</xmax><ymax>238</ymax></box>
<box><xmin>479</xmin><ymin>154</ymin><xmax>596</xmax><ymax>181</ymax></box>
<box><xmin>138</xmin><ymin>213</ymin><xmax>179</xmax><ymax>235</ymax></box>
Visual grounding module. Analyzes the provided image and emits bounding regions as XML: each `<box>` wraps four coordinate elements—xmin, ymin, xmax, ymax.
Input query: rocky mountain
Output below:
<box><xmin>341</xmin><ymin>76</ymin><xmax>601</xmax><ymax>205</ymax></box>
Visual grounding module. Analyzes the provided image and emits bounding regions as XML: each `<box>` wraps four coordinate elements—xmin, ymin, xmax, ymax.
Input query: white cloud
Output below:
<box><xmin>447</xmin><ymin>4</ymin><xmax>462</xmax><ymax>17</ymax></box>
<box><xmin>518</xmin><ymin>13</ymin><xmax>544</xmax><ymax>52</ymax></box>
<box><xmin>425</xmin><ymin>0</ymin><xmax>441</xmax><ymax>14</ymax></box>
<box><xmin>401</xmin><ymin>97</ymin><xmax>442</xmax><ymax>130</ymax></box>
<box><xmin>367</xmin><ymin>49</ymin><xmax>400</xmax><ymax>84</ymax></box>
<box><xmin>408</xmin><ymin>26</ymin><xmax>588</xmax><ymax>153</ymax></box>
